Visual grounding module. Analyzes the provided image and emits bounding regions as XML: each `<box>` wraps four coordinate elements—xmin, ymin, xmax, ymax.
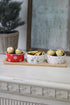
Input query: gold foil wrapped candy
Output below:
<box><xmin>27</xmin><ymin>51</ymin><xmax>45</xmax><ymax>56</ymax></box>
<box><xmin>7</xmin><ymin>47</ymin><xmax>15</xmax><ymax>54</ymax></box>
<box><xmin>47</xmin><ymin>50</ymin><xmax>56</xmax><ymax>56</ymax></box>
<box><xmin>56</xmin><ymin>50</ymin><xmax>64</xmax><ymax>56</ymax></box>
<box><xmin>15</xmin><ymin>49</ymin><xmax>22</xmax><ymax>54</ymax></box>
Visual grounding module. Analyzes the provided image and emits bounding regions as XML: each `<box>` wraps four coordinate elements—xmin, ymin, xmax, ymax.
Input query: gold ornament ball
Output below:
<box><xmin>15</xmin><ymin>49</ymin><xmax>22</xmax><ymax>54</ymax></box>
<box><xmin>7</xmin><ymin>47</ymin><xmax>15</xmax><ymax>54</ymax></box>
<box><xmin>57</xmin><ymin>48</ymin><xmax>64</xmax><ymax>54</ymax></box>
<box><xmin>56</xmin><ymin>50</ymin><xmax>64</xmax><ymax>56</ymax></box>
<box><xmin>47</xmin><ymin>50</ymin><xmax>56</xmax><ymax>56</ymax></box>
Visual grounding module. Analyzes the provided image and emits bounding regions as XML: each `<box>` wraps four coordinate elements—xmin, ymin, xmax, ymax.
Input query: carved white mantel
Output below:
<box><xmin>0</xmin><ymin>55</ymin><xmax>70</xmax><ymax>105</ymax></box>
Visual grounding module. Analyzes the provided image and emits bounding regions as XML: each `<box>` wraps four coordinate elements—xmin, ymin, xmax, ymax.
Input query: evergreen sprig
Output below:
<box><xmin>0</xmin><ymin>0</ymin><xmax>24</xmax><ymax>33</ymax></box>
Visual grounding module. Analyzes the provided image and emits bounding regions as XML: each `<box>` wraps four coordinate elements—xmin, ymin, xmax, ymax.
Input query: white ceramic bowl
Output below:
<box><xmin>46</xmin><ymin>54</ymin><xmax>66</xmax><ymax>65</ymax></box>
<box><xmin>26</xmin><ymin>52</ymin><xmax>45</xmax><ymax>64</ymax></box>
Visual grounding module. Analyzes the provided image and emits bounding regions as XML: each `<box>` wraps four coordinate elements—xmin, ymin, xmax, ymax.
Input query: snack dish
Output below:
<box><xmin>6</xmin><ymin>47</ymin><xmax>24</xmax><ymax>62</ymax></box>
<box><xmin>46</xmin><ymin>54</ymin><xmax>66</xmax><ymax>65</ymax></box>
<box><xmin>46</xmin><ymin>48</ymin><xmax>66</xmax><ymax>64</ymax></box>
<box><xmin>47</xmin><ymin>50</ymin><xmax>56</xmax><ymax>56</ymax></box>
<box><xmin>6</xmin><ymin>53</ymin><xmax>24</xmax><ymax>62</ymax></box>
<box><xmin>26</xmin><ymin>51</ymin><xmax>45</xmax><ymax>64</ymax></box>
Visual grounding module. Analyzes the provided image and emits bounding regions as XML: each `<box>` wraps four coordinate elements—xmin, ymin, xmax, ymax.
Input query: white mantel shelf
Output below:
<box><xmin>0</xmin><ymin>55</ymin><xmax>70</xmax><ymax>89</ymax></box>
<box><xmin>0</xmin><ymin>55</ymin><xmax>70</xmax><ymax>105</ymax></box>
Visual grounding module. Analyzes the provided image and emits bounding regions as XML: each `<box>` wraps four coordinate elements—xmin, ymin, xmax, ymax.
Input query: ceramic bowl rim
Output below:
<box><xmin>6</xmin><ymin>52</ymin><xmax>25</xmax><ymax>56</ymax></box>
<box><xmin>27</xmin><ymin>51</ymin><xmax>45</xmax><ymax>57</ymax></box>
<box><xmin>46</xmin><ymin>54</ymin><xmax>66</xmax><ymax>58</ymax></box>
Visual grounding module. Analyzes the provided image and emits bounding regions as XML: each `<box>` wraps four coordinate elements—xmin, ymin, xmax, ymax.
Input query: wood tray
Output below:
<box><xmin>3</xmin><ymin>59</ymin><xmax>67</xmax><ymax>68</ymax></box>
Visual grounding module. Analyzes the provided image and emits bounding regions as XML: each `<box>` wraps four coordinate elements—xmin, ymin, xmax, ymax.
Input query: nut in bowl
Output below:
<box><xmin>46</xmin><ymin>49</ymin><xmax>66</xmax><ymax>65</ymax></box>
<box><xmin>26</xmin><ymin>51</ymin><xmax>45</xmax><ymax>64</ymax></box>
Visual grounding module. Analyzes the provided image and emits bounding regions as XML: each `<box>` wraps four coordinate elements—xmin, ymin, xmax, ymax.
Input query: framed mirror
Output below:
<box><xmin>27</xmin><ymin>0</ymin><xmax>70</xmax><ymax>55</ymax></box>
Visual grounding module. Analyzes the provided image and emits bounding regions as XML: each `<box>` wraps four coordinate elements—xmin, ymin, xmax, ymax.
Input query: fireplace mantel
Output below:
<box><xmin>0</xmin><ymin>55</ymin><xmax>70</xmax><ymax>105</ymax></box>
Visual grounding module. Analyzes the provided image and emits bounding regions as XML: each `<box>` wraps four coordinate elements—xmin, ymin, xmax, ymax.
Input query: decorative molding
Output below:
<box><xmin>0</xmin><ymin>81</ymin><xmax>70</xmax><ymax>102</ymax></box>
<box><xmin>0</xmin><ymin>82</ymin><xmax>8</xmax><ymax>91</ymax></box>
<box><xmin>31</xmin><ymin>86</ymin><xmax>42</xmax><ymax>96</ymax></box>
<box><xmin>68</xmin><ymin>92</ymin><xmax>70</xmax><ymax>101</ymax></box>
<box><xmin>20</xmin><ymin>85</ymin><xmax>30</xmax><ymax>95</ymax></box>
<box><xmin>56</xmin><ymin>90</ymin><xmax>68</xmax><ymax>101</ymax></box>
<box><xmin>8</xmin><ymin>83</ymin><xmax>19</xmax><ymax>93</ymax></box>
<box><xmin>0</xmin><ymin>97</ymin><xmax>47</xmax><ymax>105</ymax></box>
<box><xmin>43</xmin><ymin>88</ymin><xmax>55</xmax><ymax>99</ymax></box>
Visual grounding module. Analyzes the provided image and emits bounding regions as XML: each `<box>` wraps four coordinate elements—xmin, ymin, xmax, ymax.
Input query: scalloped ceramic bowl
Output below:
<box><xmin>26</xmin><ymin>52</ymin><xmax>45</xmax><ymax>64</ymax></box>
<box><xmin>6</xmin><ymin>53</ymin><xmax>25</xmax><ymax>62</ymax></box>
<box><xmin>46</xmin><ymin>54</ymin><xmax>66</xmax><ymax>65</ymax></box>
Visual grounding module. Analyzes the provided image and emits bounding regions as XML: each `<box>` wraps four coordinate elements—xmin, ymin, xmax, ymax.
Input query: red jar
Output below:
<box><xmin>6</xmin><ymin>53</ymin><xmax>24</xmax><ymax>62</ymax></box>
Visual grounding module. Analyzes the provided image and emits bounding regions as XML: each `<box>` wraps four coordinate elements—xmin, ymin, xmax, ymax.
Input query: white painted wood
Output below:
<box><xmin>0</xmin><ymin>55</ymin><xmax>70</xmax><ymax>105</ymax></box>
<box><xmin>0</xmin><ymin>82</ymin><xmax>7</xmax><ymax>91</ymax></box>
<box><xmin>8</xmin><ymin>83</ymin><xmax>19</xmax><ymax>93</ymax></box>
<box><xmin>31</xmin><ymin>86</ymin><xmax>42</xmax><ymax>96</ymax></box>
<box><xmin>43</xmin><ymin>88</ymin><xmax>55</xmax><ymax>98</ymax></box>
<box><xmin>0</xmin><ymin>97</ymin><xmax>48</xmax><ymax>105</ymax></box>
<box><xmin>1</xmin><ymin>55</ymin><xmax>70</xmax><ymax>89</ymax></box>
<box><xmin>56</xmin><ymin>90</ymin><xmax>68</xmax><ymax>100</ymax></box>
<box><xmin>20</xmin><ymin>85</ymin><xmax>30</xmax><ymax>95</ymax></box>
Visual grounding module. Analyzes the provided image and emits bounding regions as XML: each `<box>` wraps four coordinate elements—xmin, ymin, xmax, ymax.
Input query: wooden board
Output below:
<box><xmin>3</xmin><ymin>59</ymin><xmax>67</xmax><ymax>68</ymax></box>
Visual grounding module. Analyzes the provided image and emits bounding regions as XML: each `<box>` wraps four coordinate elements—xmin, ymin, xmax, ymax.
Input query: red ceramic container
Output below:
<box><xmin>6</xmin><ymin>53</ymin><xmax>24</xmax><ymax>62</ymax></box>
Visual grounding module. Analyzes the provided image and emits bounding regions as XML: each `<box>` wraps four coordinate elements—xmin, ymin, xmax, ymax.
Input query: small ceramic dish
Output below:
<box><xmin>26</xmin><ymin>52</ymin><xmax>45</xmax><ymax>64</ymax></box>
<box><xmin>46</xmin><ymin>54</ymin><xmax>66</xmax><ymax>65</ymax></box>
<box><xmin>6</xmin><ymin>53</ymin><xmax>25</xmax><ymax>62</ymax></box>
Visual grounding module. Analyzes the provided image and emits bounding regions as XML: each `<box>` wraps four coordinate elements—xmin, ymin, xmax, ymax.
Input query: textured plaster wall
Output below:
<box><xmin>15</xmin><ymin>0</ymin><xmax>28</xmax><ymax>50</ymax></box>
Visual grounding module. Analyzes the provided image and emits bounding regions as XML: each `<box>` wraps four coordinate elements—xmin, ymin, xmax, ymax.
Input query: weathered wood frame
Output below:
<box><xmin>27</xmin><ymin>0</ymin><xmax>32</xmax><ymax>51</ymax></box>
<box><xmin>27</xmin><ymin>0</ymin><xmax>70</xmax><ymax>55</ymax></box>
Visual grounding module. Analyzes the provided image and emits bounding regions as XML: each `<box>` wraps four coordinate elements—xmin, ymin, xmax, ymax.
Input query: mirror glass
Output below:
<box><xmin>30</xmin><ymin>0</ymin><xmax>70</xmax><ymax>51</ymax></box>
